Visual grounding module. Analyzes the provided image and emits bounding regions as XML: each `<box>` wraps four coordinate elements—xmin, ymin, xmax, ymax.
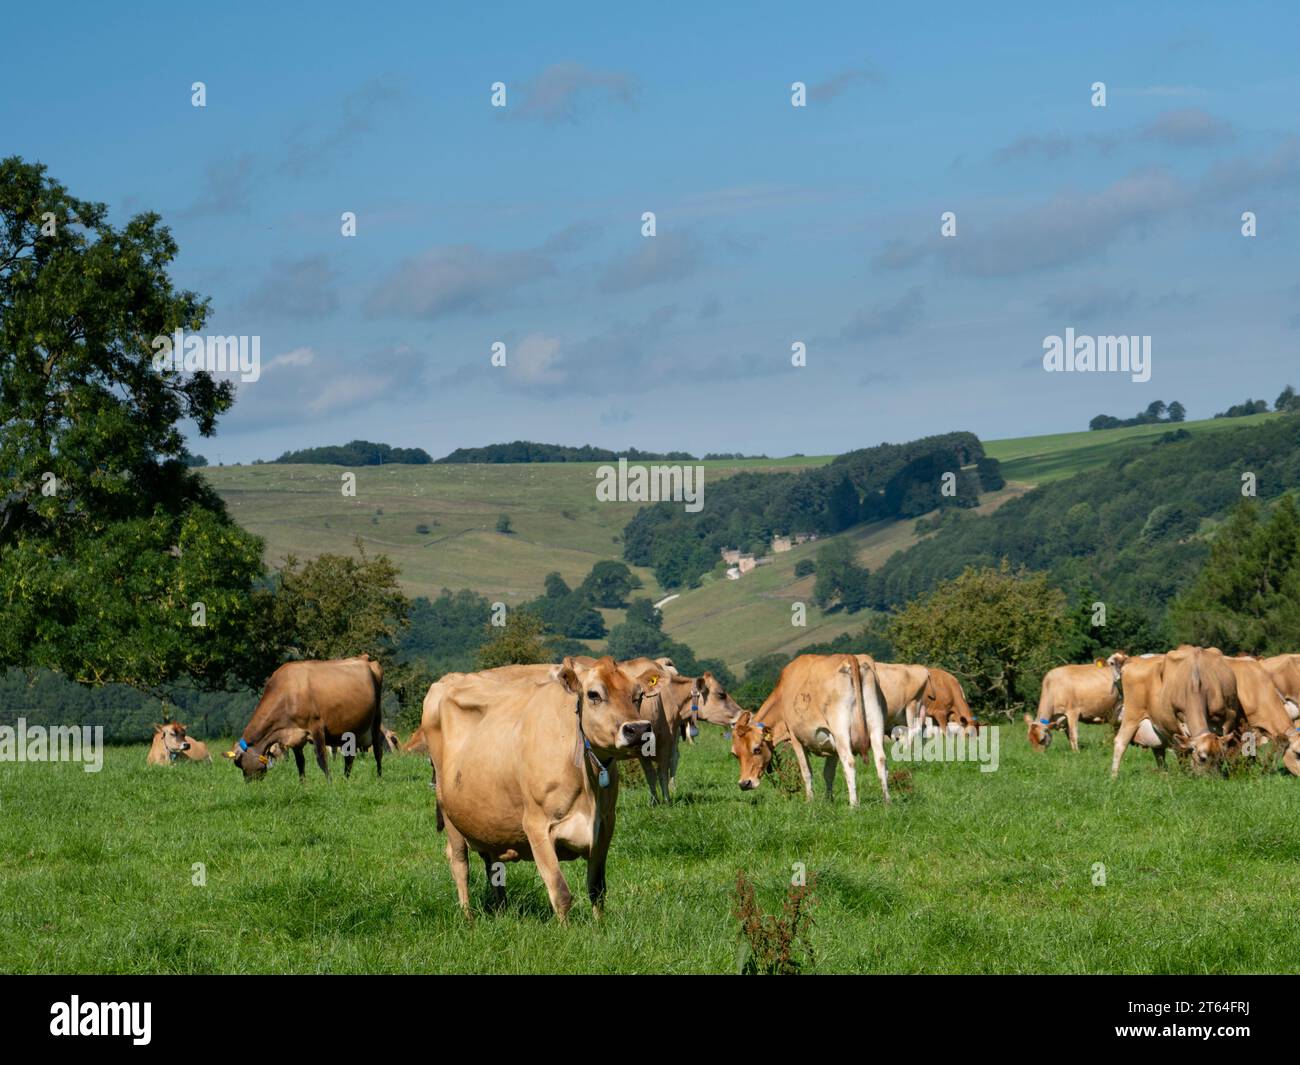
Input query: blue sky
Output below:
<box><xmin>5</xmin><ymin>1</ymin><xmax>1299</xmax><ymax>463</ymax></box>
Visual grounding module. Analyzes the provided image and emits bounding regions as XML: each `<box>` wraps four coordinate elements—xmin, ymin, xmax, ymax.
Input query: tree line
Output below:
<box><xmin>621</xmin><ymin>432</ymin><xmax>1003</xmax><ymax>589</ymax></box>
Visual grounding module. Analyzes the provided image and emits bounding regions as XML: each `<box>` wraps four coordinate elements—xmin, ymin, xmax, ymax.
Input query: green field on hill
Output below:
<box><xmin>3</xmin><ymin>729</ymin><xmax>1297</xmax><ymax>974</ymax></box>
<box><xmin>200</xmin><ymin>414</ymin><xmax>1267</xmax><ymax>673</ymax></box>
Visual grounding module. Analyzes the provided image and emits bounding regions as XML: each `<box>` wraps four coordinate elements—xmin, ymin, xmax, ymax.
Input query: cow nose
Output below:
<box><xmin>618</xmin><ymin>720</ymin><xmax>651</xmax><ymax>747</ymax></box>
<box><xmin>739</xmin><ymin>779</ymin><xmax>755</xmax><ymax>790</ymax></box>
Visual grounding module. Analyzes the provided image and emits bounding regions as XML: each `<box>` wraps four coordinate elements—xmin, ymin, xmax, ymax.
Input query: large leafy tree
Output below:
<box><xmin>0</xmin><ymin>157</ymin><xmax>267</xmax><ymax>692</ymax></box>
<box><xmin>1169</xmin><ymin>496</ymin><xmax>1300</xmax><ymax>654</ymax></box>
<box><xmin>888</xmin><ymin>561</ymin><xmax>1070</xmax><ymax>717</ymax></box>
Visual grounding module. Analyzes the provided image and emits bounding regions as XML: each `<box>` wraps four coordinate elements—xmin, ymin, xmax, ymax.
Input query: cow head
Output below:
<box><xmin>155</xmin><ymin>722</ymin><xmax>191</xmax><ymax>758</ymax></box>
<box><xmin>1023</xmin><ymin>713</ymin><xmax>1055</xmax><ymax>750</ymax></box>
<box><xmin>692</xmin><ymin>671</ymin><xmax>745</xmax><ymax>727</ymax></box>
<box><xmin>225</xmin><ymin>737</ymin><xmax>274</xmax><ymax>780</ymax></box>
<box><xmin>1171</xmin><ymin>729</ymin><xmax>1226</xmax><ymax>773</ymax></box>
<box><xmin>1105</xmin><ymin>652</ymin><xmax>1128</xmax><ymax>682</ymax></box>
<box><xmin>558</xmin><ymin>656</ymin><xmax>654</xmax><ymax>758</ymax></box>
<box><xmin>731</xmin><ymin>711</ymin><xmax>774</xmax><ymax>790</ymax></box>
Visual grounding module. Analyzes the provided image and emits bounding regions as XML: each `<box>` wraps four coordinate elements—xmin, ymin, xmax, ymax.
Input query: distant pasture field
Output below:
<box><xmin>3</xmin><ymin>726</ymin><xmax>1298</xmax><ymax>974</ymax></box>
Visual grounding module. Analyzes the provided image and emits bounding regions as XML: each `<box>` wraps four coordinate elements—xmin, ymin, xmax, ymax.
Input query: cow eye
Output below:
<box><xmin>752</xmin><ymin>746</ymin><xmax>761</xmax><ymax>754</ymax></box>
<box><xmin>587</xmin><ymin>690</ymin><xmax>602</xmax><ymax>703</ymax></box>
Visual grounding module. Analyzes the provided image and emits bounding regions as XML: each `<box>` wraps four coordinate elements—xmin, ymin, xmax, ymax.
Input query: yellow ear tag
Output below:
<box><xmin>646</xmin><ymin>675</ymin><xmax>658</xmax><ymax>688</ymax></box>
<box><xmin>1095</xmin><ymin>659</ymin><xmax>1106</xmax><ymax>668</ymax></box>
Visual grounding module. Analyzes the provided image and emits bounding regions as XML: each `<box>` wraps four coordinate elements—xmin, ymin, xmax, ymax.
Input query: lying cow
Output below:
<box><xmin>1026</xmin><ymin>659</ymin><xmax>1121</xmax><ymax>752</ymax></box>
<box><xmin>147</xmin><ymin>721</ymin><xmax>210</xmax><ymax>765</ymax></box>
<box><xmin>1110</xmin><ymin>647</ymin><xmax>1235</xmax><ymax>778</ymax></box>
<box><xmin>922</xmin><ymin>667</ymin><xmax>977</xmax><ymax>735</ymax></box>
<box><xmin>1223</xmin><ymin>656</ymin><xmax>1300</xmax><ymax>776</ymax></box>
<box><xmin>226</xmin><ymin>654</ymin><xmax>384</xmax><ymax>780</ymax></box>
<box><xmin>731</xmin><ymin>653</ymin><xmax>890</xmax><ymax>807</ymax></box>
<box><xmin>424</xmin><ymin>657</ymin><xmax>655</xmax><ymax>920</ymax></box>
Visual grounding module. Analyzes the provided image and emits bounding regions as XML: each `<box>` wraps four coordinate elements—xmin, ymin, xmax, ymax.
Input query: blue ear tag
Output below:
<box><xmin>598</xmin><ymin>766</ymin><xmax>610</xmax><ymax>788</ymax></box>
<box><xmin>1038</xmin><ymin>719</ymin><xmax>1050</xmax><ymax>726</ymax></box>
<box><xmin>238</xmin><ymin>738</ymin><xmax>249</xmax><ymax>751</ymax></box>
<box><xmin>688</xmin><ymin>724</ymin><xmax>699</xmax><ymax>738</ymax></box>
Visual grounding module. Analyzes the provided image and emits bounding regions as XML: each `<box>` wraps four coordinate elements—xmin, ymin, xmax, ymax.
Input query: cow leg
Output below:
<box><xmin>658</xmin><ymin>731</ymin><xmax>674</xmax><ymax>802</ymax></box>
<box><xmin>444</xmin><ymin>822</ymin><xmax>473</xmax><ymax>918</ymax></box>
<box><xmin>372</xmin><ymin>717</ymin><xmax>384</xmax><ymax>779</ymax></box>
<box><xmin>343</xmin><ymin>754</ymin><xmax>355</xmax><ymax>778</ymax></box>
<box><xmin>482</xmin><ymin>854</ymin><xmax>506</xmax><ymax>913</ymax></box>
<box><xmin>1110</xmin><ymin>718</ymin><xmax>1140</xmax><ymax>779</ymax></box>
<box><xmin>586</xmin><ymin>811</ymin><xmax>616</xmax><ymax>920</ymax></box>
<box><xmin>788</xmin><ymin>737</ymin><xmax>815</xmax><ymax>801</ymax></box>
<box><xmin>865</xmin><ymin>703</ymin><xmax>891</xmax><ymax>806</ymax></box>
<box><xmin>639</xmin><ymin>754</ymin><xmax>661</xmax><ymax>805</ymax></box>
<box><xmin>821</xmin><ymin>756</ymin><xmax>837</xmax><ymax>800</ymax></box>
<box><xmin>668</xmin><ymin>735</ymin><xmax>681</xmax><ymax>796</ymax></box>
<box><xmin>1152</xmin><ymin>746</ymin><xmax>1167</xmax><ymax>770</ymax></box>
<box><xmin>292</xmin><ymin>745</ymin><xmax>306</xmax><ymax>780</ymax></box>
<box><xmin>833</xmin><ymin>735</ymin><xmax>859</xmax><ymax>808</ymax></box>
<box><xmin>312</xmin><ymin>730</ymin><xmax>331</xmax><ymax>779</ymax></box>
<box><xmin>1067</xmin><ymin>713</ymin><xmax>1081</xmax><ymax>753</ymax></box>
<box><xmin>523</xmin><ymin>817</ymin><xmax>572</xmax><ymax>921</ymax></box>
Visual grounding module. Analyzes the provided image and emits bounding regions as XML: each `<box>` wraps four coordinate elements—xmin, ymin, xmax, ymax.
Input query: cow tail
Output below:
<box><xmin>847</xmin><ymin>654</ymin><xmax>866</xmax><ymax>753</ymax></box>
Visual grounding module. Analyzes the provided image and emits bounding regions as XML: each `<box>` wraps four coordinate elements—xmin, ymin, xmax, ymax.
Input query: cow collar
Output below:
<box><xmin>235</xmin><ymin>736</ymin><xmax>271</xmax><ymax>768</ymax></box>
<box><xmin>162</xmin><ymin>732</ymin><xmax>187</xmax><ymax>761</ymax></box>
<box><xmin>572</xmin><ymin>693</ymin><xmax>611</xmax><ymax>788</ymax></box>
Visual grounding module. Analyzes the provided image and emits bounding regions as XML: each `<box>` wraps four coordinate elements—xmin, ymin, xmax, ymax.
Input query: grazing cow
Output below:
<box><xmin>147</xmin><ymin>722</ymin><xmax>191</xmax><ymax>765</ymax></box>
<box><xmin>425</xmin><ymin>657</ymin><xmax>655</xmax><ymax>920</ymax></box>
<box><xmin>1223</xmin><ymin>656</ymin><xmax>1300</xmax><ymax>776</ymax></box>
<box><xmin>1110</xmin><ymin>647</ymin><xmax>1235</xmax><ymax>778</ymax></box>
<box><xmin>1260</xmin><ymin>654</ymin><xmax>1300</xmax><ymax>722</ymax></box>
<box><xmin>226</xmin><ymin>654</ymin><xmax>384</xmax><ymax>780</ymax></box>
<box><xmin>872</xmin><ymin>662</ymin><xmax>931</xmax><ymax>739</ymax></box>
<box><xmin>922</xmin><ymin>667</ymin><xmax>977</xmax><ymax>735</ymax></box>
<box><xmin>380</xmin><ymin>726</ymin><xmax>402</xmax><ymax>754</ymax></box>
<box><xmin>1026</xmin><ymin>660</ymin><xmax>1121</xmax><ymax>752</ymax></box>
<box><xmin>402</xmin><ymin>728</ymin><xmax>427</xmax><ymax>755</ymax></box>
<box><xmin>731</xmin><ymin>653</ymin><xmax>890</xmax><ymax>807</ymax></box>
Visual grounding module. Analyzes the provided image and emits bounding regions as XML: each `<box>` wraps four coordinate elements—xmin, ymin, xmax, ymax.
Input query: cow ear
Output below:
<box><xmin>736</xmin><ymin>711</ymin><xmax>752</xmax><ymax>727</ymax></box>
<box><xmin>1022</xmin><ymin>714</ymin><xmax>1033</xmax><ymax>724</ymax></box>
<box><xmin>555</xmin><ymin>665</ymin><xmax>582</xmax><ymax>694</ymax></box>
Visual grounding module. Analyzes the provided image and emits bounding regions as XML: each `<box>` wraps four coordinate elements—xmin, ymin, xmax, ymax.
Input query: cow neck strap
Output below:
<box><xmin>573</xmin><ymin>692</ymin><xmax>610</xmax><ymax>788</ymax></box>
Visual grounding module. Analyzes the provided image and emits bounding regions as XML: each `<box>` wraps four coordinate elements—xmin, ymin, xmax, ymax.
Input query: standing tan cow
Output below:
<box><xmin>1224</xmin><ymin>656</ymin><xmax>1300</xmax><ymax>776</ymax></box>
<box><xmin>1026</xmin><ymin>660</ymin><xmax>1121</xmax><ymax>752</ymax></box>
<box><xmin>1260</xmin><ymin>654</ymin><xmax>1300</xmax><ymax>722</ymax></box>
<box><xmin>471</xmin><ymin>656</ymin><xmax>741</xmax><ymax>804</ymax></box>
<box><xmin>226</xmin><ymin>655</ymin><xmax>384</xmax><ymax>780</ymax></box>
<box><xmin>922</xmin><ymin>667</ymin><xmax>977</xmax><ymax>735</ymax></box>
<box><xmin>424</xmin><ymin>657</ymin><xmax>654</xmax><ymax>920</ymax></box>
<box><xmin>730</xmin><ymin>653</ymin><xmax>889</xmax><ymax>807</ymax></box>
<box><xmin>871</xmin><ymin>662</ymin><xmax>931</xmax><ymax>739</ymax></box>
<box><xmin>1110</xmin><ymin>647</ymin><xmax>1235</xmax><ymax>778</ymax></box>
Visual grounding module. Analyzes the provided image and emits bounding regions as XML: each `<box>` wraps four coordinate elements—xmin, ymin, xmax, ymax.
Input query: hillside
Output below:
<box><xmin>200</xmin><ymin>412</ymin><xmax>1273</xmax><ymax>674</ymax></box>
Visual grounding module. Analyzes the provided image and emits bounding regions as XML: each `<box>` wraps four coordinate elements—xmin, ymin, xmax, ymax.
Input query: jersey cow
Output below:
<box><xmin>423</xmin><ymin>657</ymin><xmax>655</xmax><ymax>920</ymax></box>
<box><xmin>1026</xmin><ymin>660</ymin><xmax>1121</xmax><ymax>752</ymax></box>
<box><xmin>226</xmin><ymin>655</ymin><xmax>384</xmax><ymax>781</ymax></box>
<box><xmin>731</xmin><ymin>653</ymin><xmax>890</xmax><ymax>807</ymax></box>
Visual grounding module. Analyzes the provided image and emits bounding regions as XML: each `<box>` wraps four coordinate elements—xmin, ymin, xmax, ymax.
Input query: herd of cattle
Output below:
<box><xmin>145</xmin><ymin>643</ymin><xmax>1299</xmax><ymax>919</ymax></box>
